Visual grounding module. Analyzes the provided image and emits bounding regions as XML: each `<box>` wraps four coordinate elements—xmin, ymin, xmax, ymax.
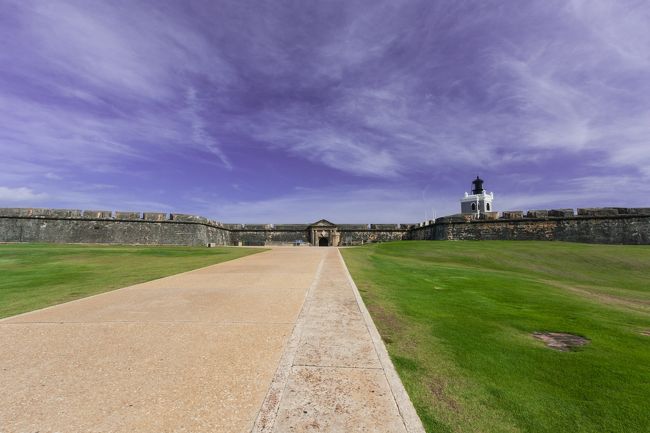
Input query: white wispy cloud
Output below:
<box><xmin>0</xmin><ymin>186</ymin><xmax>47</xmax><ymax>202</ymax></box>
<box><xmin>183</xmin><ymin>87</ymin><xmax>232</xmax><ymax>169</ymax></box>
<box><xmin>1</xmin><ymin>0</ymin><xmax>233</xmax><ymax>181</ymax></box>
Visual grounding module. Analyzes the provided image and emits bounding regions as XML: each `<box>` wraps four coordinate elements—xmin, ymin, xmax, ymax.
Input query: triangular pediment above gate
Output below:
<box><xmin>309</xmin><ymin>219</ymin><xmax>337</xmax><ymax>227</ymax></box>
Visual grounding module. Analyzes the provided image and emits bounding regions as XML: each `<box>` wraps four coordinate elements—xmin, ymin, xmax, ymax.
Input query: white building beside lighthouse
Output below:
<box><xmin>461</xmin><ymin>176</ymin><xmax>494</xmax><ymax>217</ymax></box>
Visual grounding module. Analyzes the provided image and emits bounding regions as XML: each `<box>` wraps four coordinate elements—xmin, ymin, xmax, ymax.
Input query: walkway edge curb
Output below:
<box><xmin>338</xmin><ymin>249</ymin><xmax>426</xmax><ymax>433</ymax></box>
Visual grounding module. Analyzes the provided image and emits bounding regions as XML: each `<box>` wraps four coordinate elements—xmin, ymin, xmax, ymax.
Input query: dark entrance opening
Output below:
<box><xmin>318</xmin><ymin>237</ymin><xmax>329</xmax><ymax>247</ymax></box>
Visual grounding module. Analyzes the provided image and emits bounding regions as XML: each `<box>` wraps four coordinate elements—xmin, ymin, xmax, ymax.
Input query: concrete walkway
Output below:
<box><xmin>0</xmin><ymin>247</ymin><xmax>423</xmax><ymax>433</ymax></box>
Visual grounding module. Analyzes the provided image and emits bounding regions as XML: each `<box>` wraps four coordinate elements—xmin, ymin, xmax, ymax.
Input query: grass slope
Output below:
<box><xmin>341</xmin><ymin>241</ymin><xmax>650</xmax><ymax>433</ymax></box>
<box><xmin>0</xmin><ymin>243</ymin><xmax>264</xmax><ymax>319</ymax></box>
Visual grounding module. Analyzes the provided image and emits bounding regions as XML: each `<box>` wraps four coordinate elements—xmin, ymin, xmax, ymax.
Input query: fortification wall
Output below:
<box><xmin>230</xmin><ymin>227</ymin><xmax>409</xmax><ymax>246</ymax></box>
<box><xmin>406</xmin><ymin>208</ymin><xmax>650</xmax><ymax>244</ymax></box>
<box><xmin>4</xmin><ymin>207</ymin><xmax>647</xmax><ymax>246</ymax></box>
<box><xmin>0</xmin><ymin>209</ymin><xmax>230</xmax><ymax>246</ymax></box>
<box><xmin>230</xmin><ymin>228</ymin><xmax>310</xmax><ymax>246</ymax></box>
<box><xmin>339</xmin><ymin>227</ymin><xmax>408</xmax><ymax>245</ymax></box>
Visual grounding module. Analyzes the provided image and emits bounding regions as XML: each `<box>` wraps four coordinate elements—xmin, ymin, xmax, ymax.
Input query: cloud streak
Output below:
<box><xmin>1</xmin><ymin>0</ymin><xmax>649</xmax><ymax>221</ymax></box>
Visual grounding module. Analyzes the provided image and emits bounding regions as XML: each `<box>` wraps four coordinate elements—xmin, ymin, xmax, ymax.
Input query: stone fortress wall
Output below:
<box><xmin>407</xmin><ymin>207</ymin><xmax>650</xmax><ymax>244</ymax></box>
<box><xmin>0</xmin><ymin>208</ymin><xmax>230</xmax><ymax>246</ymax></box>
<box><xmin>1</xmin><ymin>207</ymin><xmax>649</xmax><ymax>246</ymax></box>
<box><xmin>0</xmin><ymin>208</ymin><xmax>408</xmax><ymax>246</ymax></box>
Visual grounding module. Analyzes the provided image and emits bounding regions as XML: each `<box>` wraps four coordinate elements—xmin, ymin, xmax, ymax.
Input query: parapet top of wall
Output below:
<box><xmin>509</xmin><ymin>207</ymin><xmax>650</xmax><ymax>220</ymax></box>
<box><xmin>338</xmin><ymin>224</ymin><xmax>369</xmax><ymax>230</ymax></box>
<box><xmin>0</xmin><ymin>208</ymin><xmax>83</xmax><ymax>218</ymax></box>
<box><xmin>418</xmin><ymin>207</ymin><xmax>650</xmax><ymax>227</ymax></box>
<box><xmin>0</xmin><ymin>208</ymin><xmax>225</xmax><ymax>228</ymax></box>
<box><xmin>369</xmin><ymin>224</ymin><xmax>401</xmax><ymax>230</ymax></box>
<box><xmin>274</xmin><ymin>224</ymin><xmax>309</xmax><ymax>230</ymax></box>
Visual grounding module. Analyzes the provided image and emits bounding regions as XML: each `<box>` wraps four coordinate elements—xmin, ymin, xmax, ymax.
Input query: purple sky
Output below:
<box><xmin>1</xmin><ymin>0</ymin><xmax>649</xmax><ymax>223</ymax></box>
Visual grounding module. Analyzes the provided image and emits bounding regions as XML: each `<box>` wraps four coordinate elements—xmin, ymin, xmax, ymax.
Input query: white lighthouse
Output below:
<box><xmin>461</xmin><ymin>176</ymin><xmax>494</xmax><ymax>218</ymax></box>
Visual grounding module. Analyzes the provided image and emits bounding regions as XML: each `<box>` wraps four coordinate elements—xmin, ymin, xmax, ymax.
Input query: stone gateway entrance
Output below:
<box><xmin>309</xmin><ymin>219</ymin><xmax>340</xmax><ymax>247</ymax></box>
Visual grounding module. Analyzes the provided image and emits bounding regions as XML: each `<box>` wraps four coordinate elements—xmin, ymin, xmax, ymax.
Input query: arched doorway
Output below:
<box><xmin>318</xmin><ymin>237</ymin><xmax>329</xmax><ymax>247</ymax></box>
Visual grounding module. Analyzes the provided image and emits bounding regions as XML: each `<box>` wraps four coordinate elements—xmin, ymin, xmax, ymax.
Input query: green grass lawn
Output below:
<box><xmin>341</xmin><ymin>241</ymin><xmax>650</xmax><ymax>433</ymax></box>
<box><xmin>0</xmin><ymin>243</ymin><xmax>264</xmax><ymax>319</ymax></box>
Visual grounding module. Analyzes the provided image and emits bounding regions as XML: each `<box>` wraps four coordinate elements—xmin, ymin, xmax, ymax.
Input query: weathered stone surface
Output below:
<box><xmin>621</xmin><ymin>207</ymin><xmax>650</xmax><ymax>215</ymax></box>
<box><xmin>338</xmin><ymin>226</ymin><xmax>407</xmax><ymax>246</ymax></box>
<box><xmin>338</xmin><ymin>224</ymin><xmax>369</xmax><ymax>230</ymax></box>
<box><xmin>0</xmin><ymin>208</ymin><xmax>27</xmax><ymax>217</ymax></box>
<box><xmin>578</xmin><ymin>207</ymin><xmax>619</xmax><ymax>217</ymax></box>
<box><xmin>526</xmin><ymin>210</ymin><xmax>548</xmax><ymax>218</ymax></box>
<box><xmin>82</xmin><ymin>210</ymin><xmax>112</xmax><ymax>219</ymax></box>
<box><xmin>548</xmin><ymin>209</ymin><xmax>574</xmax><ymax>217</ymax></box>
<box><xmin>170</xmin><ymin>214</ymin><xmax>209</xmax><ymax>224</ymax></box>
<box><xmin>370</xmin><ymin>224</ymin><xmax>399</xmax><ymax>229</ymax></box>
<box><xmin>49</xmin><ymin>209</ymin><xmax>82</xmax><ymax>218</ymax></box>
<box><xmin>274</xmin><ymin>224</ymin><xmax>309</xmax><ymax>230</ymax></box>
<box><xmin>114</xmin><ymin>211</ymin><xmax>141</xmax><ymax>220</ymax></box>
<box><xmin>3</xmin><ymin>207</ymin><xmax>648</xmax><ymax>247</ymax></box>
<box><xmin>142</xmin><ymin>212</ymin><xmax>166</xmax><ymax>221</ymax></box>
<box><xmin>481</xmin><ymin>212</ymin><xmax>499</xmax><ymax>220</ymax></box>
<box><xmin>501</xmin><ymin>211</ymin><xmax>524</xmax><ymax>219</ymax></box>
<box><xmin>0</xmin><ymin>214</ymin><xmax>229</xmax><ymax>246</ymax></box>
<box><xmin>243</xmin><ymin>224</ymin><xmax>274</xmax><ymax>230</ymax></box>
<box><xmin>407</xmin><ymin>214</ymin><xmax>650</xmax><ymax>244</ymax></box>
<box><xmin>0</xmin><ymin>208</ymin><xmax>82</xmax><ymax>218</ymax></box>
<box><xmin>436</xmin><ymin>214</ymin><xmax>468</xmax><ymax>223</ymax></box>
<box><xmin>231</xmin><ymin>229</ymin><xmax>309</xmax><ymax>246</ymax></box>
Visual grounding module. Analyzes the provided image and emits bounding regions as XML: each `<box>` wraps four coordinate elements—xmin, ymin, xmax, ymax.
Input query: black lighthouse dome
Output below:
<box><xmin>471</xmin><ymin>176</ymin><xmax>484</xmax><ymax>195</ymax></box>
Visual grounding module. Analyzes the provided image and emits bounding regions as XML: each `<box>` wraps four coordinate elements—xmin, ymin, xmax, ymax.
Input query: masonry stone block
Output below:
<box><xmin>274</xmin><ymin>224</ymin><xmax>309</xmax><ymax>230</ymax></box>
<box><xmin>548</xmin><ymin>209</ymin><xmax>574</xmax><ymax>217</ymax></box>
<box><xmin>170</xmin><ymin>214</ymin><xmax>209</xmax><ymax>224</ymax></box>
<box><xmin>613</xmin><ymin>207</ymin><xmax>650</xmax><ymax>215</ymax></box>
<box><xmin>577</xmin><ymin>208</ymin><xmax>619</xmax><ymax>217</ymax></box>
<box><xmin>339</xmin><ymin>224</ymin><xmax>369</xmax><ymax>230</ymax></box>
<box><xmin>114</xmin><ymin>211</ymin><xmax>141</xmax><ymax>220</ymax></box>
<box><xmin>501</xmin><ymin>211</ymin><xmax>523</xmax><ymax>219</ymax></box>
<box><xmin>243</xmin><ymin>224</ymin><xmax>273</xmax><ymax>230</ymax></box>
<box><xmin>526</xmin><ymin>210</ymin><xmax>545</xmax><ymax>218</ymax></box>
<box><xmin>143</xmin><ymin>212</ymin><xmax>166</xmax><ymax>221</ymax></box>
<box><xmin>0</xmin><ymin>208</ymin><xmax>33</xmax><ymax>217</ymax></box>
<box><xmin>82</xmin><ymin>210</ymin><xmax>112</xmax><ymax>219</ymax></box>
<box><xmin>50</xmin><ymin>209</ymin><xmax>82</xmax><ymax>218</ymax></box>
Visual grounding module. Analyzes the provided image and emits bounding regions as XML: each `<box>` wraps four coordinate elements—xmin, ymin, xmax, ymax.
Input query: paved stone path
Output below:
<box><xmin>0</xmin><ymin>247</ymin><xmax>423</xmax><ymax>433</ymax></box>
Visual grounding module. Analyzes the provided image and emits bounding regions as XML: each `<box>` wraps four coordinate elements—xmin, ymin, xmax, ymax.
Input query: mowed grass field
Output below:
<box><xmin>0</xmin><ymin>243</ymin><xmax>264</xmax><ymax>319</ymax></box>
<box><xmin>341</xmin><ymin>241</ymin><xmax>650</xmax><ymax>433</ymax></box>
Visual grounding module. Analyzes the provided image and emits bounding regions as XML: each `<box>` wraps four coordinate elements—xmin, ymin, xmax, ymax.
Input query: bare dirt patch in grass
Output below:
<box><xmin>641</xmin><ymin>330</ymin><xmax>650</xmax><ymax>337</ymax></box>
<box><xmin>427</xmin><ymin>377</ymin><xmax>461</xmax><ymax>413</ymax></box>
<box><xmin>367</xmin><ymin>303</ymin><xmax>404</xmax><ymax>345</ymax></box>
<box><xmin>532</xmin><ymin>332</ymin><xmax>590</xmax><ymax>351</ymax></box>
